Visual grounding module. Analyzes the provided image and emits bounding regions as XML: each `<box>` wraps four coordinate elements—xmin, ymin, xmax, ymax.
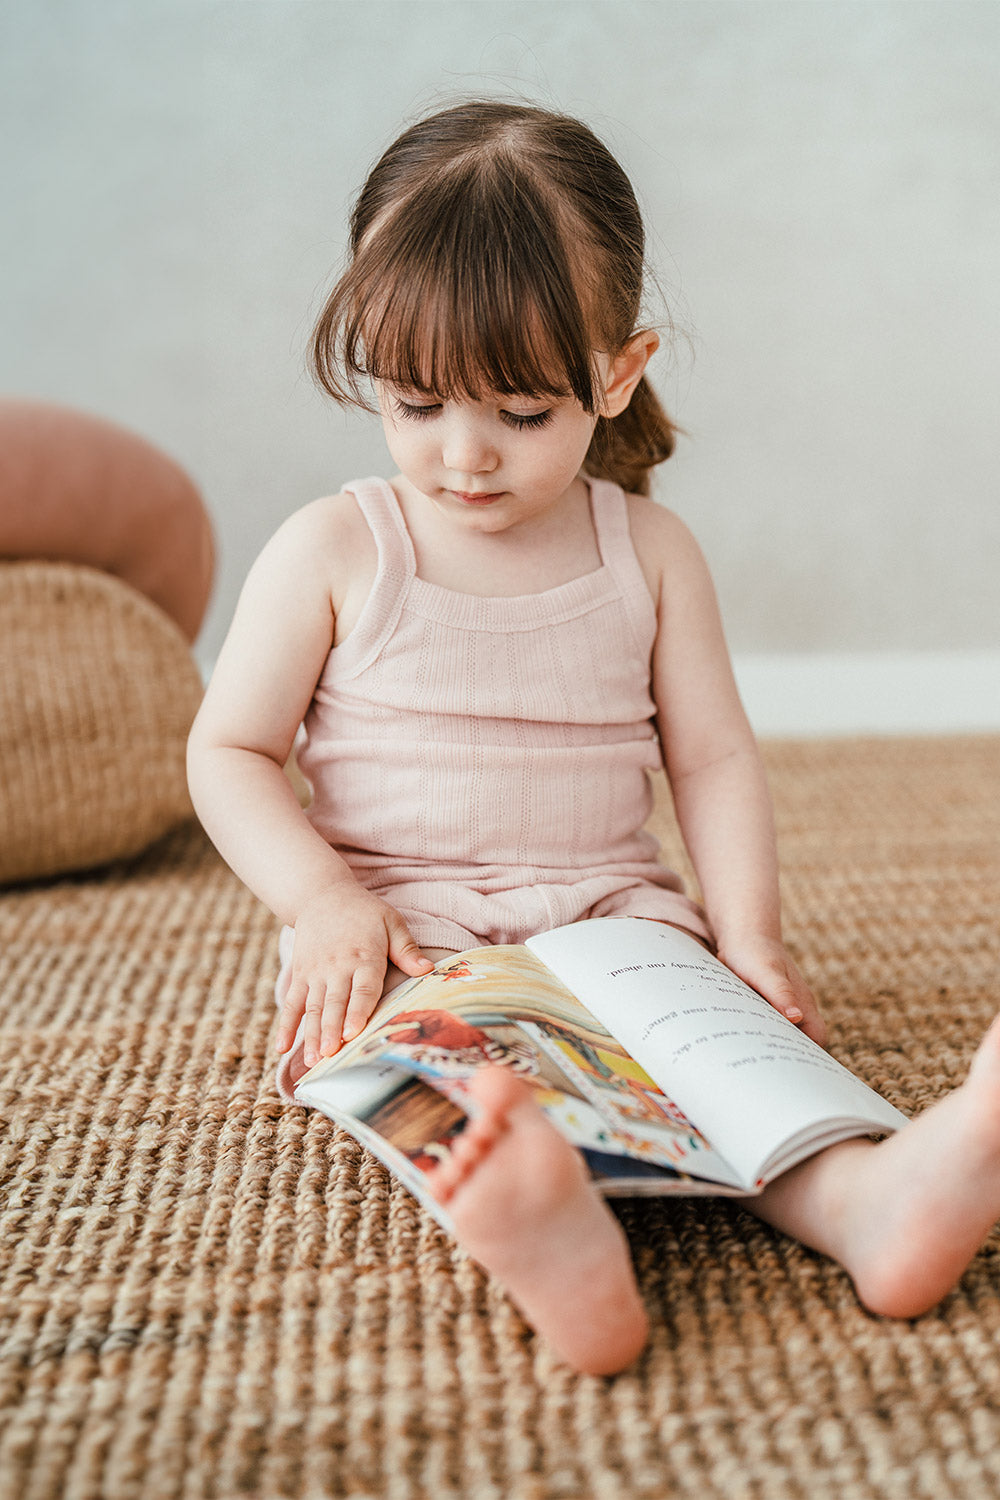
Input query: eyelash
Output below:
<box><xmin>501</xmin><ymin>409</ymin><xmax>554</xmax><ymax>431</ymax></box>
<box><xmin>393</xmin><ymin>400</ymin><xmax>554</xmax><ymax>432</ymax></box>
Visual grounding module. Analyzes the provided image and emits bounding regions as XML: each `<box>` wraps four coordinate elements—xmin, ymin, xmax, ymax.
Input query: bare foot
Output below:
<box><xmin>425</xmin><ymin>1067</ymin><xmax>649</xmax><ymax>1375</ymax></box>
<box><xmin>755</xmin><ymin>1012</ymin><xmax>1000</xmax><ymax>1318</ymax></box>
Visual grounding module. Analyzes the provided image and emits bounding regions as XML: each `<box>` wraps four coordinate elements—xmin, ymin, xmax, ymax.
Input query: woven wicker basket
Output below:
<box><xmin>0</xmin><ymin>560</ymin><xmax>204</xmax><ymax>883</ymax></box>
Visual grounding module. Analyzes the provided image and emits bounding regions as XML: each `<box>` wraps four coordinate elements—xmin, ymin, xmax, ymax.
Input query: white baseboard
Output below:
<box><xmin>196</xmin><ymin>649</ymin><xmax>999</xmax><ymax>739</ymax></box>
<box><xmin>733</xmin><ymin>651</ymin><xmax>1000</xmax><ymax>738</ymax></box>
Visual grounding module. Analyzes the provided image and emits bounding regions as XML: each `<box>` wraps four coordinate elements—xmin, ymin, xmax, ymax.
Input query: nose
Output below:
<box><xmin>440</xmin><ymin>411</ymin><xmax>498</xmax><ymax>476</ymax></box>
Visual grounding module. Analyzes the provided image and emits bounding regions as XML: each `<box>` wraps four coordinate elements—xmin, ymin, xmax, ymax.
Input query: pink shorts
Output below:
<box><xmin>273</xmin><ymin>876</ymin><xmax>711</xmax><ymax>1103</ymax></box>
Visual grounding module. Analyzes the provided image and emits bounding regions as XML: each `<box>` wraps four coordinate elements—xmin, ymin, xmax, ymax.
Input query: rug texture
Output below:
<box><xmin>2</xmin><ymin>736</ymin><xmax>999</xmax><ymax>1500</ymax></box>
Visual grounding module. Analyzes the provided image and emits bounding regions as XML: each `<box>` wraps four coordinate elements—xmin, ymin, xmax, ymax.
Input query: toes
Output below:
<box><xmin>465</xmin><ymin>1065</ymin><xmax>535</xmax><ymax>1117</ymax></box>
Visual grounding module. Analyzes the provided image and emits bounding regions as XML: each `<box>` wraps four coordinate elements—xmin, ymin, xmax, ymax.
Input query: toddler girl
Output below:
<box><xmin>188</xmin><ymin>100</ymin><xmax>1000</xmax><ymax>1376</ymax></box>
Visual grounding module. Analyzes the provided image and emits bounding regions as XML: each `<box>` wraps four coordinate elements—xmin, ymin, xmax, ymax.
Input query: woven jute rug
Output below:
<box><xmin>2</xmin><ymin>735</ymin><xmax>999</xmax><ymax>1500</ymax></box>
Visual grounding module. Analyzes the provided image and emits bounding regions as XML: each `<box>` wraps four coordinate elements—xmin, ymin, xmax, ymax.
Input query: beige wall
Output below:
<box><xmin>3</xmin><ymin>0</ymin><xmax>998</xmax><ymax>668</ymax></box>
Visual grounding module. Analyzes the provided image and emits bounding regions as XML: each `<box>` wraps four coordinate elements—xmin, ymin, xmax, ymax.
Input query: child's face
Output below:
<box><xmin>376</xmin><ymin>378</ymin><xmax>604</xmax><ymax>536</ymax></box>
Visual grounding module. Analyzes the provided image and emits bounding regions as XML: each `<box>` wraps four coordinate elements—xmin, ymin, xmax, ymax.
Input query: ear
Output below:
<box><xmin>599</xmin><ymin>331</ymin><xmax>660</xmax><ymax>418</ymax></box>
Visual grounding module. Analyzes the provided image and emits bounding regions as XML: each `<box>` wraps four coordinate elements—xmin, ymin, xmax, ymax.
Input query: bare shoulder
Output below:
<box><xmin>193</xmin><ymin>490</ymin><xmax>377</xmax><ymax>751</ymax></box>
<box><xmin>254</xmin><ymin>490</ymin><xmax>372</xmax><ymax>574</ymax></box>
<box><xmin>244</xmin><ymin>489</ymin><xmax>376</xmax><ymax>610</ymax></box>
<box><xmin>624</xmin><ymin>492</ymin><xmax>715</xmax><ymax>607</ymax></box>
<box><xmin>625</xmin><ymin>491</ymin><xmax>698</xmax><ymax>550</ymax></box>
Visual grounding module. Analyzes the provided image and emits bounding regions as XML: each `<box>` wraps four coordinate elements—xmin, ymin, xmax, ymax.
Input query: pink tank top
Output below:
<box><xmin>298</xmin><ymin>475</ymin><xmax>669</xmax><ymax>885</ymax></box>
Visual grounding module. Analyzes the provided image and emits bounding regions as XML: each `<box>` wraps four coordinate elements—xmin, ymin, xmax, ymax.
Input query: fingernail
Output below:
<box><xmin>786</xmin><ymin>1007</ymin><xmax>803</xmax><ymax>1022</ymax></box>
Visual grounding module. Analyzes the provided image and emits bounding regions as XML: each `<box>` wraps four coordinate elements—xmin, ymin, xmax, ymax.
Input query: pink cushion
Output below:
<box><xmin>0</xmin><ymin>400</ymin><xmax>214</xmax><ymax>642</ymax></box>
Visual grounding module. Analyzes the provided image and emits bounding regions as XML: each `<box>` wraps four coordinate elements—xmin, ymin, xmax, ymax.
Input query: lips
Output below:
<box><xmin>451</xmin><ymin>490</ymin><xmax>504</xmax><ymax>505</ymax></box>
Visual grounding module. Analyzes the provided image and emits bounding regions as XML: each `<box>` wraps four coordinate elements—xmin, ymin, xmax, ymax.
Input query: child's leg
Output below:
<box><xmin>277</xmin><ymin>920</ymin><xmax>648</xmax><ymax>1372</ymax></box>
<box><xmin>279</xmin><ymin>935</ymin><xmax>647</xmax><ymax>1371</ymax></box>
<box><xmin>425</xmin><ymin>1068</ymin><xmax>649</xmax><ymax>1376</ymax></box>
<box><xmin>750</xmin><ymin>1013</ymin><xmax>1000</xmax><ymax>1318</ymax></box>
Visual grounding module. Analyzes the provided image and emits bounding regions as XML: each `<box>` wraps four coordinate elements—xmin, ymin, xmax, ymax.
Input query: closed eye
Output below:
<box><xmin>393</xmin><ymin>399</ymin><xmax>442</xmax><ymax>422</ymax></box>
<box><xmin>391</xmin><ymin>398</ymin><xmax>554</xmax><ymax>431</ymax></box>
<box><xmin>499</xmin><ymin>409</ymin><xmax>554</xmax><ymax>431</ymax></box>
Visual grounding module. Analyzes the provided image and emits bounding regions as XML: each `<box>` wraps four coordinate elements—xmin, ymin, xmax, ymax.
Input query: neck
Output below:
<box><xmin>390</xmin><ymin>475</ymin><xmax>602</xmax><ymax>596</ymax></box>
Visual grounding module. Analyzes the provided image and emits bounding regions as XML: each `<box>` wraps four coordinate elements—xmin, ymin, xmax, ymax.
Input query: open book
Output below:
<box><xmin>294</xmin><ymin>918</ymin><xmax>906</xmax><ymax>1220</ymax></box>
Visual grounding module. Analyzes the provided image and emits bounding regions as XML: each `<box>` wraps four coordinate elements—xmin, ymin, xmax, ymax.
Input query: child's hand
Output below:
<box><xmin>276</xmin><ymin>881</ymin><xmax>434</xmax><ymax>1067</ymax></box>
<box><xmin>716</xmin><ymin>936</ymin><xmax>827</xmax><ymax>1048</ymax></box>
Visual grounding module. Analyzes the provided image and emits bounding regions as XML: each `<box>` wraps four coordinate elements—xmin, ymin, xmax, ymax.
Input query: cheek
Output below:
<box><xmin>380</xmin><ymin>417</ymin><xmax>420</xmax><ymax>471</ymax></box>
<box><xmin>540</xmin><ymin>417</ymin><xmax>598</xmax><ymax>476</ymax></box>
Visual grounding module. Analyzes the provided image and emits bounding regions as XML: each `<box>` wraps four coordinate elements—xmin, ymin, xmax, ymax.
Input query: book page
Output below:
<box><xmin>527</xmin><ymin>918</ymin><xmax>906</xmax><ymax>1186</ymax></box>
<box><xmin>294</xmin><ymin>943</ymin><xmax>742</xmax><ymax>1189</ymax></box>
<box><xmin>293</xmin><ymin>1059</ymin><xmax>466</xmax><ymax>1232</ymax></box>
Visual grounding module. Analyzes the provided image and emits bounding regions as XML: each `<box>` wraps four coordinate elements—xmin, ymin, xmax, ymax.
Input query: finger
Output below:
<box><xmin>798</xmin><ymin>1003</ymin><xmax>828</xmax><ymax>1047</ymax></box>
<box><xmin>385</xmin><ymin>918</ymin><xmax>435</xmax><ymax>977</ymax></box>
<box><xmin>318</xmin><ymin>985</ymin><xmax>355</xmax><ymax>1056</ymax></box>
<box><xmin>276</xmin><ymin>978</ymin><xmax>308</xmax><ymax>1052</ymax></box>
<box><xmin>770</xmin><ymin>975</ymin><xmax>827</xmax><ymax>1046</ymax></box>
<box><xmin>780</xmin><ymin>972</ymin><xmax>826</xmax><ymax>1041</ymax></box>
<box><xmin>745</xmin><ymin>965</ymin><xmax>807</xmax><ymax>1026</ymax></box>
<box><xmin>318</xmin><ymin>1000</ymin><xmax>351</xmax><ymax>1058</ymax></box>
<box><xmin>773</xmin><ymin>986</ymin><xmax>806</xmax><ymax>1024</ymax></box>
<box><xmin>341</xmin><ymin>964</ymin><xmax>385</xmax><ymax>1044</ymax></box>
<box><xmin>302</xmin><ymin>981</ymin><xmax>330</xmax><ymax>1069</ymax></box>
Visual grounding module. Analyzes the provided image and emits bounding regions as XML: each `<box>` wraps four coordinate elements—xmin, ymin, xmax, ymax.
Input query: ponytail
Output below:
<box><xmin>584</xmin><ymin>376</ymin><xmax>677</xmax><ymax>497</ymax></box>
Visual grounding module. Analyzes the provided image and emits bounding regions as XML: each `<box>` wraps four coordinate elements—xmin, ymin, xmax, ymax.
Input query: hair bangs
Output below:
<box><xmin>321</xmin><ymin>161</ymin><xmax>602</xmax><ymax>412</ymax></box>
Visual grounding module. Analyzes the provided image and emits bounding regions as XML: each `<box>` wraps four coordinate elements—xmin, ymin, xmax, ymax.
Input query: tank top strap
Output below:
<box><xmin>343</xmin><ymin>475</ymin><xmax>417</xmax><ymax>580</ymax></box>
<box><xmin>324</xmin><ymin>476</ymin><xmax>417</xmax><ymax>679</ymax></box>
<box><xmin>587</xmin><ymin>477</ymin><xmax>659</xmax><ymax>646</ymax></box>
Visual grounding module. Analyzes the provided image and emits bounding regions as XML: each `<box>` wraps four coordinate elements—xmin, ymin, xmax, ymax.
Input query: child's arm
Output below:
<box><xmin>186</xmin><ymin>498</ymin><xmax>433</xmax><ymax>1067</ymax></box>
<box><xmin>633</xmin><ymin>500</ymin><xmax>827</xmax><ymax>1045</ymax></box>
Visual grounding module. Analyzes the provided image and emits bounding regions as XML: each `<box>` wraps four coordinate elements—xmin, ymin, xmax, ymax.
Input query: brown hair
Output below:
<box><xmin>311</xmin><ymin>100</ymin><xmax>676</xmax><ymax>495</ymax></box>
